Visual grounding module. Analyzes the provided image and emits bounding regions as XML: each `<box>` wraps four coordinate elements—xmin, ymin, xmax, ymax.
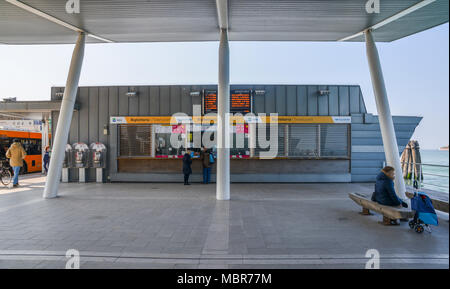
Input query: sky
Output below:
<box><xmin>0</xmin><ymin>24</ymin><xmax>448</xmax><ymax>149</ymax></box>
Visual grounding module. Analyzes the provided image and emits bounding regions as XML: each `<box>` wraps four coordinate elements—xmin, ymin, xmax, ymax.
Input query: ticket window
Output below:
<box><xmin>119</xmin><ymin>123</ymin><xmax>252</xmax><ymax>159</ymax></box>
<box><xmin>185</xmin><ymin>124</ymin><xmax>215</xmax><ymax>157</ymax></box>
<box><xmin>154</xmin><ymin>124</ymin><xmax>186</xmax><ymax>158</ymax></box>
<box><xmin>230</xmin><ymin>124</ymin><xmax>250</xmax><ymax>158</ymax></box>
<box><xmin>119</xmin><ymin>125</ymin><xmax>152</xmax><ymax>157</ymax></box>
<box><xmin>184</xmin><ymin>124</ymin><xmax>250</xmax><ymax>158</ymax></box>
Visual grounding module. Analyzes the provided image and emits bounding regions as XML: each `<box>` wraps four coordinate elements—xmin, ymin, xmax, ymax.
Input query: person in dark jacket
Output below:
<box><xmin>43</xmin><ymin>146</ymin><xmax>50</xmax><ymax>175</ymax></box>
<box><xmin>373</xmin><ymin>166</ymin><xmax>408</xmax><ymax>208</ymax></box>
<box><xmin>200</xmin><ymin>146</ymin><xmax>212</xmax><ymax>184</ymax></box>
<box><xmin>182</xmin><ymin>149</ymin><xmax>192</xmax><ymax>185</ymax></box>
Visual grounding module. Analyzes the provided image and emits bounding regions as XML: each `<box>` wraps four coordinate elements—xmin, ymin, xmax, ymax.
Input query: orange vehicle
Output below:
<box><xmin>0</xmin><ymin>130</ymin><xmax>44</xmax><ymax>173</ymax></box>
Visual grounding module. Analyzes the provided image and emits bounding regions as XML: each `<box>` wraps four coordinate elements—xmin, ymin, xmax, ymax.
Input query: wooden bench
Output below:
<box><xmin>406</xmin><ymin>191</ymin><xmax>449</xmax><ymax>213</ymax></box>
<box><xmin>349</xmin><ymin>193</ymin><xmax>415</xmax><ymax>225</ymax></box>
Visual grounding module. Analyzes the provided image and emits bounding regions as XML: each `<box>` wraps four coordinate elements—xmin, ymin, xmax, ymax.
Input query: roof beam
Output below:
<box><xmin>339</xmin><ymin>0</ymin><xmax>437</xmax><ymax>41</ymax></box>
<box><xmin>216</xmin><ymin>0</ymin><xmax>229</xmax><ymax>29</ymax></box>
<box><xmin>4</xmin><ymin>0</ymin><xmax>113</xmax><ymax>43</ymax></box>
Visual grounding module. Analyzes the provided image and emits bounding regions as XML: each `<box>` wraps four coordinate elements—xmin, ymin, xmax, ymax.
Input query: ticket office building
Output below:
<box><xmin>50</xmin><ymin>85</ymin><xmax>421</xmax><ymax>183</ymax></box>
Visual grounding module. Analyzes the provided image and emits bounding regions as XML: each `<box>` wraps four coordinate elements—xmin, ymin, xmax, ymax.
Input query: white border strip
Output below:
<box><xmin>5</xmin><ymin>0</ymin><xmax>113</xmax><ymax>43</ymax></box>
<box><xmin>339</xmin><ymin>0</ymin><xmax>437</xmax><ymax>41</ymax></box>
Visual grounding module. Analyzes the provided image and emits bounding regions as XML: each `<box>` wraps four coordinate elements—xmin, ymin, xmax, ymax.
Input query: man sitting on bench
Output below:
<box><xmin>372</xmin><ymin>166</ymin><xmax>408</xmax><ymax>208</ymax></box>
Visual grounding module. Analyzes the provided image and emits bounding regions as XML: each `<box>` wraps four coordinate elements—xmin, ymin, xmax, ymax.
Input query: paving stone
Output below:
<box><xmin>0</xmin><ymin>175</ymin><xmax>448</xmax><ymax>269</ymax></box>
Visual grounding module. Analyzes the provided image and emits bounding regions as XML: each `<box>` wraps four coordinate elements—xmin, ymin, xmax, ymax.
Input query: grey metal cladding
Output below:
<box><xmin>350</xmin><ymin>116</ymin><xmax>422</xmax><ymax>182</ymax></box>
<box><xmin>349</xmin><ymin>86</ymin><xmax>360</xmax><ymax>114</ymax></box>
<box><xmin>54</xmin><ymin>84</ymin><xmax>369</xmax><ymax>118</ymax></box>
<box><xmin>78</xmin><ymin>87</ymin><xmax>89</xmax><ymax>143</ymax></box>
<box><xmin>339</xmin><ymin>86</ymin><xmax>350</xmax><ymax>116</ymax></box>
<box><xmin>98</xmin><ymin>87</ymin><xmax>110</xmax><ymax>145</ymax></box>
<box><xmin>286</xmin><ymin>86</ymin><xmax>297</xmax><ymax>116</ymax></box>
<box><xmin>318</xmin><ymin>85</ymin><xmax>329</xmax><ymax>116</ymax></box>
<box><xmin>118</xmin><ymin>87</ymin><xmax>129</xmax><ymax>116</ymax></box>
<box><xmin>137</xmin><ymin>86</ymin><xmax>149</xmax><ymax>116</ymax></box>
<box><xmin>181</xmin><ymin>86</ymin><xmax>192</xmax><ymax>115</ymax></box>
<box><xmin>149</xmin><ymin>86</ymin><xmax>160</xmax><ymax>116</ymax></box>
<box><xmin>253</xmin><ymin>86</ymin><xmax>265</xmax><ymax>114</ymax></box>
<box><xmin>170</xmin><ymin>86</ymin><xmax>181</xmax><ymax>115</ymax></box>
<box><xmin>275</xmin><ymin>86</ymin><xmax>287</xmax><ymax>116</ymax></box>
<box><xmin>296</xmin><ymin>86</ymin><xmax>308</xmax><ymax>116</ymax></box>
<box><xmin>264</xmin><ymin>86</ymin><xmax>276</xmax><ymax>114</ymax></box>
<box><xmin>328</xmin><ymin>86</ymin><xmax>339</xmax><ymax>116</ymax></box>
<box><xmin>307</xmin><ymin>85</ymin><xmax>318</xmax><ymax>116</ymax></box>
<box><xmin>88</xmin><ymin>87</ymin><xmax>99</xmax><ymax>142</ymax></box>
<box><xmin>159</xmin><ymin>86</ymin><xmax>170</xmax><ymax>116</ymax></box>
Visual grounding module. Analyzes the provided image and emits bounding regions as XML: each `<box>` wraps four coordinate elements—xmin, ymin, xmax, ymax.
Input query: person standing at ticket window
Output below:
<box><xmin>182</xmin><ymin>149</ymin><xmax>192</xmax><ymax>185</ymax></box>
<box><xmin>200</xmin><ymin>146</ymin><xmax>212</xmax><ymax>184</ymax></box>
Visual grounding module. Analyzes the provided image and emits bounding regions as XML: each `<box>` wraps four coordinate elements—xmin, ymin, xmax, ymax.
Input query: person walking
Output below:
<box><xmin>43</xmin><ymin>146</ymin><xmax>50</xmax><ymax>175</ymax></box>
<box><xmin>182</xmin><ymin>149</ymin><xmax>192</xmax><ymax>185</ymax></box>
<box><xmin>6</xmin><ymin>139</ymin><xmax>26</xmax><ymax>187</ymax></box>
<box><xmin>200</xmin><ymin>146</ymin><xmax>212</xmax><ymax>184</ymax></box>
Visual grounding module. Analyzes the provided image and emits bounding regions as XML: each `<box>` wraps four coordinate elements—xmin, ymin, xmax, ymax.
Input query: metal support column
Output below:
<box><xmin>216</xmin><ymin>28</ymin><xmax>230</xmax><ymax>201</ymax></box>
<box><xmin>365</xmin><ymin>29</ymin><xmax>406</xmax><ymax>199</ymax></box>
<box><xmin>43</xmin><ymin>32</ymin><xmax>86</xmax><ymax>199</ymax></box>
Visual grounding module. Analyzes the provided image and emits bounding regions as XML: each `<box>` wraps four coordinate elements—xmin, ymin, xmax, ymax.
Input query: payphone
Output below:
<box><xmin>61</xmin><ymin>144</ymin><xmax>72</xmax><ymax>183</ymax></box>
<box><xmin>90</xmin><ymin>142</ymin><xmax>107</xmax><ymax>183</ymax></box>
<box><xmin>72</xmin><ymin>142</ymin><xmax>89</xmax><ymax>182</ymax></box>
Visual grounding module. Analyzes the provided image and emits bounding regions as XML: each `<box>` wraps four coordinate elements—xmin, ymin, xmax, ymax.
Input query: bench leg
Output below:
<box><xmin>360</xmin><ymin>208</ymin><xmax>372</xmax><ymax>216</ymax></box>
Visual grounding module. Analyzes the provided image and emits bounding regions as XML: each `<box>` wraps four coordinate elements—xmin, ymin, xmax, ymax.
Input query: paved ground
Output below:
<box><xmin>0</xmin><ymin>174</ymin><xmax>448</xmax><ymax>269</ymax></box>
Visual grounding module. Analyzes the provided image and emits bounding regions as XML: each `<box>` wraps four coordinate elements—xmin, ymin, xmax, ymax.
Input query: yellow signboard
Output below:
<box><xmin>110</xmin><ymin>116</ymin><xmax>351</xmax><ymax>124</ymax></box>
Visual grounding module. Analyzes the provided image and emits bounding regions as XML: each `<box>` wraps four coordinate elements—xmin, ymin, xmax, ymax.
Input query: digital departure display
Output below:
<box><xmin>204</xmin><ymin>90</ymin><xmax>251</xmax><ymax>114</ymax></box>
<box><xmin>204</xmin><ymin>91</ymin><xmax>217</xmax><ymax>113</ymax></box>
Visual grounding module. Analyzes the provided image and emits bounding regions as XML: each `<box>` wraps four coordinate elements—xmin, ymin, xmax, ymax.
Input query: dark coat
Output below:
<box><xmin>182</xmin><ymin>153</ymin><xmax>192</xmax><ymax>175</ymax></box>
<box><xmin>373</xmin><ymin>172</ymin><xmax>402</xmax><ymax>206</ymax></box>
<box><xmin>200</xmin><ymin>151</ymin><xmax>211</xmax><ymax>168</ymax></box>
<box><xmin>43</xmin><ymin>151</ymin><xmax>50</xmax><ymax>162</ymax></box>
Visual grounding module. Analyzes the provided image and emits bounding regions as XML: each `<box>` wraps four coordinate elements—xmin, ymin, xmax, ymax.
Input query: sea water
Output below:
<box><xmin>419</xmin><ymin>150</ymin><xmax>449</xmax><ymax>193</ymax></box>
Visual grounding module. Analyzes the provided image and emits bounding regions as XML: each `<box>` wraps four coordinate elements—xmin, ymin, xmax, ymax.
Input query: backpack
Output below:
<box><xmin>209</xmin><ymin>153</ymin><xmax>214</xmax><ymax>164</ymax></box>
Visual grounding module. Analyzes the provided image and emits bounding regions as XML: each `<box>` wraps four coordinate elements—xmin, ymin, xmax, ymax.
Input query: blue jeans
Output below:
<box><xmin>203</xmin><ymin>167</ymin><xmax>211</xmax><ymax>184</ymax></box>
<box><xmin>12</xmin><ymin>166</ymin><xmax>20</xmax><ymax>185</ymax></box>
<box><xmin>44</xmin><ymin>160</ymin><xmax>49</xmax><ymax>174</ymax></box>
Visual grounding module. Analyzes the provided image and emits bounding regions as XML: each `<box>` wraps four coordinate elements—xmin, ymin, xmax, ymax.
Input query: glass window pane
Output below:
<box><xmin>119</xmin><ymin>125</ymin><xmax>152</xmax><ymax>156</ymax></box>
<box><xmin>289</xmin><ymin>124</ymin><xmax>318</xmax><ymax>157</ymax></box>
<box><xmin>155</xmin><ymin>125</ymin><xmax>185</xmax><ymax>157</ymax></box>
<box><xmin>320</xmin><ymin>124</ymin><xmax>349</xmax><ymax>157</ymax></box>
<box><xmin>255</xmin><ymin>124</ymin><xmax>284</xmax><ymax>158</ymax></box>
<box><xmin>230</xmin><ymin>124</ymin><xmax>249</xmax><ymax>158</ymax></box>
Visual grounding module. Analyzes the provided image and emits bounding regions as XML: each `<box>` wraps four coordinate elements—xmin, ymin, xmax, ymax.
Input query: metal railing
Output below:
<box><xmin>400</xmin><ymin>161</ymin><xmax>449</xmax><ymax>192</ymax></box>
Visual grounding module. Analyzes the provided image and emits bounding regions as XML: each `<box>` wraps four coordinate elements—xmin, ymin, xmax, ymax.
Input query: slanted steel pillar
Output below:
<box><xmin>365</xmin><ymin>29</ymin><xmax>406</xmax><ymax>199</ymax></box>
<box><xmin>43</xmin><ymin>32</ymin><xmax>85</xmax><ymax>199</ymax></box>
<box><xmin>216</xmin><ymin>28</ymin><xmax>230</xmax><ymax>201</ymax></box>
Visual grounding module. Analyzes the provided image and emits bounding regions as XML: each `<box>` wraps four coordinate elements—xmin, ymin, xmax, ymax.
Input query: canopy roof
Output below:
<box><xmin>0</xmin><ymin>0</ymin><xmax>448</xmax><ymax>44</ymax></box>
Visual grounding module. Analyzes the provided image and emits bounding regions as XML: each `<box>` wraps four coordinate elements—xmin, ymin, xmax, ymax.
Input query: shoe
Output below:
<box><xmin>13</xmin><ymin>184</ymin><xmax>19</xmax><ymax>187</ymax></box>
<box><xmin>390</xmin><ymin>220</ymin><xmax>399</xmax><ymax>225</ymax></box>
